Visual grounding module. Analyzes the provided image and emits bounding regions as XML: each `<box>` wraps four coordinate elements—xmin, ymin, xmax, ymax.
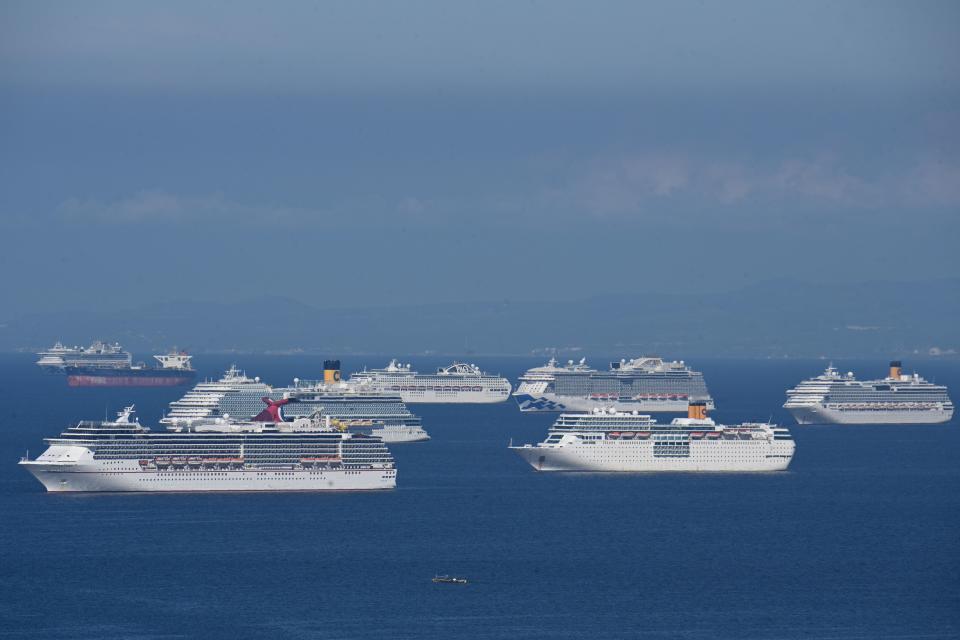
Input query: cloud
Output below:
<box><xmin>58</xmin><ymin>190</ymin><xmax>329</xmax><ymax>225</ymax></box>
<box><xmin>901</xmin><ymin>158</ymin><xmax>960</xmax><ymax>207</ymax></box>
<box><xmin>555</xmin><ymin>152</ymin><xmax>959</xmax><ymax>216</ymax></box>
<box><xmin>53</xmin><ymin>151</ymin><xmax>960</xmax><ymax>232</ymax></box>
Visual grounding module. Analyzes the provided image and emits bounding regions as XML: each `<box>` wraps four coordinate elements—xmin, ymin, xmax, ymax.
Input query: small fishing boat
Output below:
<box><xmin>432</xmin><ymin>575</ymin><xmax>468</xmax><ymax>584</ymax></box>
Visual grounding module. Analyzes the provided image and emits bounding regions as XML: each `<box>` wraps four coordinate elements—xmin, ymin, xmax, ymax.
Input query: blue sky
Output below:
<box><xmin>1</xmin><ymin>1</ymin><xmax>958</xmax><ymax>312</ymax></box>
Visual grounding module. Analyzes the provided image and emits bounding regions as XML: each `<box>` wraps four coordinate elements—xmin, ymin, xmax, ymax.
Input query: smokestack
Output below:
<box><xmin>889</xmin><ymin>360</ymin><xmax>902</xmax><ymax>380</ymax></box>
<box><xmin>688</xmin><ymin>401</ymin><xmax>707</xmax><ymax>420</ymax></box>
<box><xmin>323</xmin><ymin>359</ymin><xmax>342</xmax><ymax>384</ymax></box>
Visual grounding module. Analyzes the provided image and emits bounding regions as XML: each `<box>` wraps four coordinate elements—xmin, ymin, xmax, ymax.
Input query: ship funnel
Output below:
<box><xmin>889</xmin><ymin>360</ymin><xmax>902</xmax><ymax>380</ymax></box>
<box><xmin>323</xmin><ymin>359</ymin><xmax>342</xmax><ymax>384</ymax></box>
<box><xmin>688</xmin><ymin>401</ymin><xmax>708</xmax><ymax>420</ymax></box>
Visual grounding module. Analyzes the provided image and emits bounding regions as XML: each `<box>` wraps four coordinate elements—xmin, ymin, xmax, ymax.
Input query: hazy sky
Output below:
<box><xmin>1</xmin><ymin>1</ymin><xmax>958</xmax><ymax>313</ymax></box>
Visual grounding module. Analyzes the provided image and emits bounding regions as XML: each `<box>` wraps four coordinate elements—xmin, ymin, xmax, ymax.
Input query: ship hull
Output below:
<box><xmin>511</xmin><ymin>440</ymin><xmax>794</xmax><ymax>472</ymax></box>
<box><xmin>370</xmin><ymin>427</ymin><xmax>431</xmax><ymax>443</ymax></box>
<box><xmin>787</xmin><ymin>405</ymin><xmax>953</xmax><ymax>425</ymax></box>
<box><xmin>513</xmin><ymin>393</ymin><xmax>716</xmax><ymax>413</ymax></box>
<box><xmin>21</xmin><ymin>461</ymin><xmax>396</xmax><ymax>492</ymax></box>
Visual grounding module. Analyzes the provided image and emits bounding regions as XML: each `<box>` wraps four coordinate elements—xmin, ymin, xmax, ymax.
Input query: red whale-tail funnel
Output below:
<box><xmin>253</xmin><ymin>397</ymin><xmax>290</xmax><ymax>422</ymax></box>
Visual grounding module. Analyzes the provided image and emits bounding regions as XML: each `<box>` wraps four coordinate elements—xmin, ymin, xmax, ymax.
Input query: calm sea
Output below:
<box><xmin>0</xmin><ymin>354</ymin><xmax>957</xmax><ymax>639</ymax></box>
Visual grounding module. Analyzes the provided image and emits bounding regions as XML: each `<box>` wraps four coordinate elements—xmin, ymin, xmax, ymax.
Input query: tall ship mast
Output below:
<box><xmin>35</xmin><ymin>340</ymin><xmax>195</xmax><ymax>387</ymax></box>
<box><xmin>513</xmin><ymin>356</ymin><xmax>714</xmax><ymax>413</ymax></box>
<box><xmin>348</xmin><ymin>359</ymin><xmax>512</xmax><ymax>404</ymax></box>
<box><xmin>510</xmin><ymin>402</ymin><xmax>794</xmax><ymax>472</ymax></box>
<box><xmin>163</xmin><ymin>362</ymin><xmax>429</xmax><ymax>443</ymax></box>
<box><xmin>19</xmin><ymin>405</ymin><xmax>397</xmax><ymax>492</ymax></box>
<box><xmin>784</xmin><ymin>361</ymin><xmax>953</xmax><ymax>425</ymax></box>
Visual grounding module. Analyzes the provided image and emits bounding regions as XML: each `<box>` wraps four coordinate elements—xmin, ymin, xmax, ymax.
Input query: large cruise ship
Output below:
<box><xmin>19</xmin><ymin>406</ymin><xmax>396</xmax><ymax>492</ymax></box>
<box><xmin>36</xmin><ymin>341</ymin><xmax>132</xmax><ymax>370</ymax></box>
<box><xmin>510</xmin><ymin>402</ymin><xmax>794</xmax><ymax>472</ymax></box>
<box><xmin>163</xmin><ymin>363</ymin><xmax>430</xmax><ymax>443</ymax></box>
<box><xmin>349</xmin><ymin>359</ymin><xmax>512</xmax><ymax>403</ymax></box>
<box><xmin>36</xmin><ymin>341</ymin><xmax>195</xmax><ymax>387</ymax></box>
<box><xmin>784</xmin><ymin>361</ymin><xmax>954</xmax><ymax>425</ymax></box>
<box><xmin>513</xmin><ymin>356</ymin><xmax>714</xmax><ymax>413</ymax></box>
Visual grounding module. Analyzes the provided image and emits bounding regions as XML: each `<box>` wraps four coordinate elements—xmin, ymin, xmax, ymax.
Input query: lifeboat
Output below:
<box><xmin>608</xmin><ymin>432</ymin><xmax>621</xmax><ymax>439</ymax></box>
<box><xmin>620</xmin><ymin>432</ymin><xmax>635</xmax><ymax>438</ymax></box>
<box><xmin>635</xmin><ymin>432</ymin><xmax>651</xmax><ymax>438</ymax></box>
<box><xmin>706</xmin><ymin>432</ymin><xmax>721</xmax><ymax>439</ymax></box>
<box><xmin>689</xmin><ymin>432</ymin><xmax>705</xmax><ymax>439</ymax></box>
<box><xmin>138</xmin><ymin>459</ymin><xmax>150</xmax><ymax>467</ymax></box>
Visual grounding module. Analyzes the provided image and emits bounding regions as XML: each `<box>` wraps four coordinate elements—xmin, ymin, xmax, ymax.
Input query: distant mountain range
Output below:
<box><xmin>2</xmin><ymin>279</ymin><xmax>957</xmax><ymax>358</ymax></box>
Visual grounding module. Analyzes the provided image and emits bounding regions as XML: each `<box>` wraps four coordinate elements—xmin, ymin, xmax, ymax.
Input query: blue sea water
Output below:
<box><xmin>0</xmin><ymin>354</ymin><xmax>957</xmax><ymax>640</ymax></box>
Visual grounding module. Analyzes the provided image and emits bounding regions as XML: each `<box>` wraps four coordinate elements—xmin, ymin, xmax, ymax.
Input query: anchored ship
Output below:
<box><xmin>510</xmin><ymin>402</ymin><xmax>794</xmax><ymax>472</ymax></box>
<box><xmin>36</xmin><ymin>341</ymin><xmax>195</xmax><ymax>387</ymax></box>
<box><xmin>349</xmin><ymin>359</ymin><xmax>512</xmax><ymax>403</ymax></box>
<box><xmin>784</xmin><ymin>361</ymin><xmax>953</xmax><ymax>425</ymax></box>
<box><xmin>163</xmin><ymin>363</ymin><xmax>429</xmax><ymax>443</ymax></box>
<box><xmin>19</xmin><ymin>406</ymin><xmax>397</xmax><ymax>492</ymax></box>
<box><xmin>513</xmin><ymin>356</ymin><xmax>713</xmax><ymax>413</ymax></box>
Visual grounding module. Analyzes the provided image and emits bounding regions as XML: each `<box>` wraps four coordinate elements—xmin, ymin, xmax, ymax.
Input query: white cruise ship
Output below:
<box><xmin>784</xmin><ymin>361</ymin><xmax>953</xmax><ymax>425</ymax></box>
<box><xmin>36</xmin><ymin>340</ymin><xmax>131</xmax><ymax>370</ymax></box>
<box><xmin>349</xmin><ymin>359</ymin><xmax>511</xmax><ymax>403</ymax></box>
<box><xmin>163</xmin><ymin>364</ymin><xmax>429</xmax><ymax>443</ymax></box>
<box><xmin>513</xmin><ymin>356</ymin><xmax>714</xmax><ymax>413</ymax></box>
<box><xmin>19</xmin><ymin>406</ymin><xmax>396</xmax><ymax>492</ymax></box>
<box><xmin>510</xmin><ymin>402</ymin><xmax>794</xmax><ymax>472</ymax></box>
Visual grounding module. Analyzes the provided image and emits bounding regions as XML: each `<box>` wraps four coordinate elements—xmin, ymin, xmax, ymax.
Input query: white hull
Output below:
<box><xmin>21</xmin><ymin>461</ymin><xmax>396</xmax><ymax>492</ymax></box>
<box><xmin>511</xmin><ymin>440</ymin><xmax>794</xmax><ymax>472</ymax></box>
<box><xmin>787</xmin><ymin>405</ymin><xmax>953</xmax><ymax>425</ymax></box>
<box><xmin>514</xmin><ymin>393</ymin><xmax>715</xmax><ymax>413</ymax></box>
<box><xmin>372</xmin><ymin>426</ymin><xmax>431</xmax><ymax>443</ymax></box>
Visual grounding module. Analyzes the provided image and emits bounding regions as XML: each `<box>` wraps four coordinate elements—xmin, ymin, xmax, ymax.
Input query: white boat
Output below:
<box><xmin>784</xmin><ymin>361</ymin><xmax>953</xmax><ymax>425</ymax></box>
<box><xmin>20</xmin><ymin>406</ymin><xmax>397</xmax><ymax>492</ymax></box>
<box><xmin>163</xmin><ymin>363</ymin><xmax>430</xmax><ymax>443</ymax></box>
<box><xmin>510</xmin><ymin>402</ymin><xmax>794</xmax><ymax>472</ymax></box>
<box><xmin>349</xmin><ymin>359</ymin><xmax>511</xmax><ymax>404</ymax></box>
<box><xmin>513</xmin><ymin>356</ymin><xmax>714</xmax><ymax>413</ymax></box>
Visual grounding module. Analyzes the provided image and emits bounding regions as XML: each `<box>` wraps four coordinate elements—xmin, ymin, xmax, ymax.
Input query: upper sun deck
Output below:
<box><xmin>519</xmin><ymin>357</ymin><xmax>595</xmax><ymax>380</ymax></box>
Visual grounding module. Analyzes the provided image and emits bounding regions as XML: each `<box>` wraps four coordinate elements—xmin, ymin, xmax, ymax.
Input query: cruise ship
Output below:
<box><xmin>513</xmin><ymin>356</ymin><xmax>714</xmax><ymax>413</ymax></box>
<box><xmin>510</xmin><ymin>402</ymin><xmax>794</xmax><ymax>472</ymax></box>
<box><xmin>784</xmin><ymin>361</ymin><xmax>954</xmax><ymax>424</ymax></box>
<box><xmin>19</xmin><ymin>406</ymin><xmax>397</xmax><ymax>492</ymax></box>
<box><xmin>36</xmin><ymin>341</ymin><xmax>195</xmax><ymax>387</ymax></box>
<box><xmin>349</xmin><ymin>359</ymin><xmax>512</xmax><ymax>403</ymax></box>
<box><xmin>163</xmin><ymin>363</ymin><xmax>430</xmax><ymax>443</ymax></box>
<box><xmin>36</xmin><ymin>341</ymin><xmax>131</xmax><ymax>370</ymax></box>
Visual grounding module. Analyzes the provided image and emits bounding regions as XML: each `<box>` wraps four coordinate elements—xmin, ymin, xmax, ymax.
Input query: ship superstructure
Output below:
<box><xmin>513</xmin><ymin>356</ymin><xmax>713</xmax><ymax>413</ymax></box>
<box><xmin>19</xmin><ymin>406</ymin><xmax>396</xmax><ymax>492</ymax></box>
<box><xmin>510</xmin><ymin>402</ymin><xmax>794</xmax><ymax>472</ymax></box>
<box><xmin>163</xmin><ymin>363</ymin><xmax>429</xmax><ymax>443</ymax></box>
<box><xmin>35</xmin><ymin>341</ymin><xmax>195</xmax><ymax>387</ymax></box>
<box><xmin>349</xmin><ymin>359</ymin><xmax>512</xmax><ymax>403</ymax></box>
<box><xmin>784</xmin><ymin>361</ymin><xmax>953</xmax><ymax>425</ymax></box>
